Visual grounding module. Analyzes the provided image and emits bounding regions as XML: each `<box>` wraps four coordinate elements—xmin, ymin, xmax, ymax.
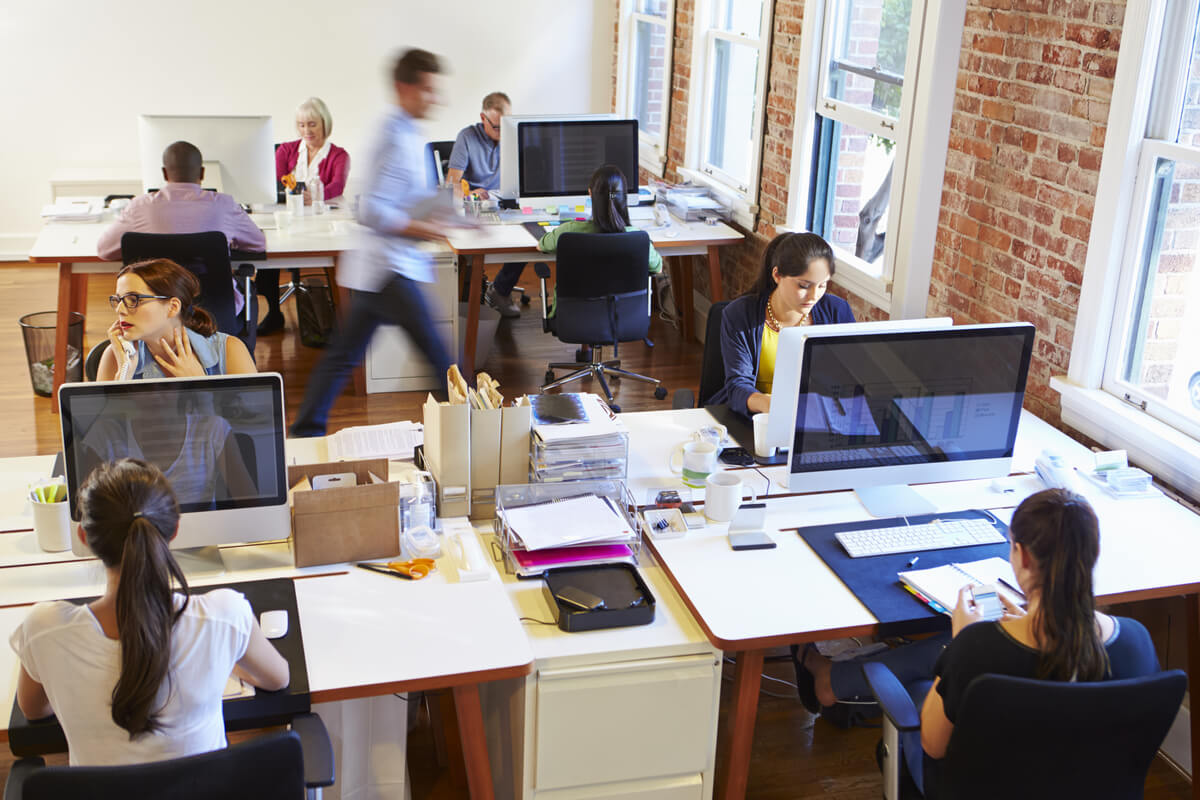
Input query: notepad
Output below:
<box><xmin>898</xmin><ymin>557</ymin><xmax>1022</xmax><ymax>616</ymax></box>
<box><xmin>501</xmin><ymin>494</ymin><xmax>634</xmax><ymax>551</ymax></box>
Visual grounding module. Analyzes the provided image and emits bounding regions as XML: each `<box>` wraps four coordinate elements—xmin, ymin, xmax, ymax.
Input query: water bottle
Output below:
<box><xmin>309</xmin><ymin>173</ymin><xmax>326</xmax><ymax>215</ymax></box>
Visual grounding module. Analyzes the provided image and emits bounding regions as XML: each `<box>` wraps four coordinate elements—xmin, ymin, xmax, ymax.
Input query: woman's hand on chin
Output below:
<box><xmin>154</xmin><ymin>327</ymin><xmax>206</xmax><ymax>378</ymax></box>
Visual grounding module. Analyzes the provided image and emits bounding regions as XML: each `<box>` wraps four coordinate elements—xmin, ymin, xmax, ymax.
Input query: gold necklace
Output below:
<box><xmin>766</xmin><ymin>296</ymin><xmax>808</xmax><ymax>331</ymax></box>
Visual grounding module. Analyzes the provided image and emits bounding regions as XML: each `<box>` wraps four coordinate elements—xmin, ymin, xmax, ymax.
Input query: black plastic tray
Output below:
<box><xmin>542</xmin><ymin>563</ymin><xmax>656</xmax><ymax>633</ymax></box>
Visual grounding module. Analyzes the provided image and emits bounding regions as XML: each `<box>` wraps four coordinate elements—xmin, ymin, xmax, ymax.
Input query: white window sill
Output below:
<box><xmin>640</xmin><ymin>151</ymin><xmax>667</xmax><ymax>179</ymax></box>
<box><xmin>676</xmin><ymin>167</ymin><xmax>756</xmax><ymax>230</ymax></box>
<box><xmin>1052</xmin><ymin>376</ymin><xmax>1200</xmax><ymax>499</ymax></box>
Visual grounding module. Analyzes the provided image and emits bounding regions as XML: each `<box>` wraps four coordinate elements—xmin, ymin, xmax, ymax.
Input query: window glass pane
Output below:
<box><xmin>826</xmin><ymin>0</ymin><xmax>910</xmax><ymax>118</ymax></box>
<box><xmin>706</xmin><ymin>38</ymin><xmax>760</xmax><ymax>186</ymax></box>
<box><xmin>634</xmin><ymin>0</ymin><xmax>670</xmax><ymax>18</ymax></box>
<box><xmin>1122</xmin><ymin>157</ymin><xmax>1200</xmax><ymax>421</ymax></box>
<box><xmin>812</xmin><ymin>118</ymin><xmax>895</xmax><ymax>268</ymax></box>
<box><xmin>710</xmin><ymin>0</ymin><xmax>763</xmax><ymax>37</ymax></box>
<box><xmin>1179</xmin><ymin>16</ymin><xmax>1200</xmax><ymax>144</ymax></box>
<box><xmin>632</xmin><ymin>19</ymin><xmax>669</xmax><ymax>138</ymax></box>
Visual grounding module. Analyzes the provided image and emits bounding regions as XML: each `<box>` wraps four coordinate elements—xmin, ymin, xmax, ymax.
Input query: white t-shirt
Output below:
<box><xmin>9</xmin><ymin>589</ymin><xmax>254</xmax><ymax>766</ymax></box>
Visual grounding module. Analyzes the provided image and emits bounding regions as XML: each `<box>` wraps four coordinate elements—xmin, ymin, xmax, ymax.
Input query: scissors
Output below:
<box><xmin>357</xmin><ymin>558</ymin><xmax>436</xmax><ymax>580</ymax></box>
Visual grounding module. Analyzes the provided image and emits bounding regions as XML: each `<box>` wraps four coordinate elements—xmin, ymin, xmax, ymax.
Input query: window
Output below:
<box><xmin>1056</xmin><ymin>0</ymin><xmax>1200</xmax><ymax>497</ymax></box>
<box><xmin>679</xmin><ymin>0</ymin><xmax>773</xmax><ymax>217</ymax></box>
<box><xmin>786</xmin><ymin>0</ymin><xmax>965</xmax><ymax>317</ymax></box>
<box><xmin>616</xmin><ymin>0</ymin><xmax>675</xmax><ymax>175</ymax></box>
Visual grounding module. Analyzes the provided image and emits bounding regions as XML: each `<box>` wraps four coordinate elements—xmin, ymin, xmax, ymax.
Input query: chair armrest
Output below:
<box><xmin>230</xmin><ymin>249</ymin><xmax>267</xmax><ymax>262</ymax></box>
<box><xmin>533</xmin><ymin>263</ymin><xmax>551</xmax><ymax>279</ymax></box>
<box><xmin>4</xmin><ymin>757</ymin><xmax>46</xmax><ymax>800</ymax></box>
<box><xmin>290</xmin><ymin>712</ymin><xmax>335</xmax><ymax>789</ymax></box>
<box><xmin>862</xmin><ymin>662</ymin><xmax>921</xmax><ymax>732</ymax></box>
<box><xmin>535</xmin><ymin>263</ymin><xmax>552</xmax><ymax>332</ymax></box>
<box><xmin>234</xmin><ymin>264</ymin><xmax>256</xmax><ymax>279</ymax></box>
<box><xmin>672</xmin><ymin>389</ymin><xmax>696</xmax><ymax>410</ymax></box>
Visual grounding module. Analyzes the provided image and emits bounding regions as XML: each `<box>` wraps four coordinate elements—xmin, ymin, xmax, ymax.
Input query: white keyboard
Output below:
<box><xmin>836</xmin><ymin>517</ymin><xmax>1006</xmax><ymax>558</ymax></box>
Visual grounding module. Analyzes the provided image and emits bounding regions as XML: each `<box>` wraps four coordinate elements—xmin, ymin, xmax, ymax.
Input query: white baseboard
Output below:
<box><xmin>0</xmin><ymin>233</ymin><xmax>36</xmax><ymax>262</ymax></box>
<box><xmin>1160</xmin><ymin>697</ymin><xmax>1191</xmax><ymax>777</ymax></box>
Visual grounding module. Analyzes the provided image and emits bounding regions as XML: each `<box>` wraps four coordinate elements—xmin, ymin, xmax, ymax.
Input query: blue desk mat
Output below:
<box><xmin>793</xmin><ymin>510</ymin><xmax>1010</xmax><ymax>638</ymax></box>
<box><xmin>8</xmin><ymin>576</ymin><xmax>309</xmax><ymax>757</ymax></box>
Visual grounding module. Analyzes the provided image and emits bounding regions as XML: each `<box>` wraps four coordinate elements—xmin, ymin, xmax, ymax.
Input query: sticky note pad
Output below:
<box><xmin>521</xmin><ymin>206</ymin><xmax>533</xmax><ymax>215</ymax></box>
<box><xmin>575</xmin><ymin>205</ymin><xmax>586</xmax><ymax>213</ymax></box>
<box><xmin>546</xmin><ymin>206</ymin><xmax>558</xmax><ymax>215</ymax></box>
<box><xmin>538</xmin><ymin>221</ymin><xmax>550</xmax><ymax>226</ymax></box>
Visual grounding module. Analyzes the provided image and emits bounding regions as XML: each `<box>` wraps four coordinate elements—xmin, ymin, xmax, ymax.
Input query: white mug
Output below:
<box><xmin>704</xmin><ymin>471</ymin><xmax>758</xmax><ymax>523</ymax></box>
<box><xmin>752</xmin><ymin>412</ymin><xmax>771</xmax><ymax>458</ymax></box>
<box><xmin>669</xmin><ymin>440</ymin><xmax>719</xmax><ymax>489</ymax></box>
<box><xmin>32</xmin><ymin>500</ymin><xmax>71</xmax><ymax>552</ymax></box>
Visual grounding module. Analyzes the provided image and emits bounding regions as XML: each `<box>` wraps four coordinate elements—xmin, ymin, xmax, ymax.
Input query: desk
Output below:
<box><xmin>444</xmin><ymin>216</ymin><xmax>743</xmax><ymax>377</ymax></box>
<box><xmin>619</xmin><ymin>407</ymin><xmax>1200</xmax><ymax>800</ymax></box>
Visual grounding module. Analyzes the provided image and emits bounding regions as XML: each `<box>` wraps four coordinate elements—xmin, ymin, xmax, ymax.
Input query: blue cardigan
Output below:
<box><xmin>708</xmin><ymin>292</ymin><xmax>855</xmax><ymax>416</ymax></box>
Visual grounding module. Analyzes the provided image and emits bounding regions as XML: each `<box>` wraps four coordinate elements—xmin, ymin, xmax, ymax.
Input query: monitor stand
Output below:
<box><xmin>754</xmin><ymin>449</ymin><xmax>788</xmax><ymax>466</ymax></box>
<box><xmin>855</xmin><ymin>485</ymin><xmax>937</xmax><ymax>518</ymax></box>
<box><xmin>173</xmin><ymin>546</ymin><xmax>228</xmax><ymax>580</ymax></box>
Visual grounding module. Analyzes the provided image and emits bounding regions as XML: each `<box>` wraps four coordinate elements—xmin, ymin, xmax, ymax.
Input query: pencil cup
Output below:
<box><xmin>32</xmin><ymin>500</ymin><xmax>71</xmax><ymax>552</ymax></box>
<box><xmin>287</xmin><ymin>192</ymin><xmax>304</xmax><ymax>218</ymax></box>
<box><xmin>752</xmin><ymin>413</ymin><xmax>771</xmax><ymax>458</ymax></box>
<box><xmin>704</xmin><ymin>471</ymin><xmax>756</xmax><ymax>523</ymax></box>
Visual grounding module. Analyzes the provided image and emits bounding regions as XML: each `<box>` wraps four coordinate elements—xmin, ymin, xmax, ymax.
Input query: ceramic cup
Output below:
<box><xmin>752</xmin><ymin>412</ymin><xmax>771</xmax><ymax>457</ymax></box>
<box><xmin>669</xmin><ymin>440</ymin><xmax>719</xmax><ymax>489</ymax></box>
<box><xmin>32</xmin><ymin>500</ymin><xmax>71</xmax><ymax>552</ymax></box>
<box><xmin>704</xmin><ymin>471</ymin><xmax>758</xmax><ymax>523</ymax></box>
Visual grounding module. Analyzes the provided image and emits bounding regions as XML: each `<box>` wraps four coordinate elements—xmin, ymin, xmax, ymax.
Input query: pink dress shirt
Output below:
<box><xmin>275</xmin><ymin>141</ymin><xmax>350</xmax><ymax>199</ymax></box>
<box><xmin>96</xmin><ymin>183</ymin><xmax>267</xmax><ymax>262</ymax></box>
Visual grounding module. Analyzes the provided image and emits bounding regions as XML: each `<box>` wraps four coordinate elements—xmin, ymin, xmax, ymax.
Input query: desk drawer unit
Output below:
<box><xmin>365</xmin><ymin>256</ymin><xmax>457</xmax><ymax>393</ymax></box>
<box><xmin>532</xmin><ymin>653</ymin><xmax>719</xmax><ymax>792</ymax></box>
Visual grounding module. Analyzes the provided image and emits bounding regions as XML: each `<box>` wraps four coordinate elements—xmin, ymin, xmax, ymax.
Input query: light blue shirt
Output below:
<box><xmin>339</xmin><ymin>107</ymin><xmax>436</xmax><ymax>290</ymax></box>
<box><xmin>448</xmin><ymin>123</ymin><xmax>500</xmax><ymax>192</ymax></box>
<box><xmin>133</xmin><ymin>328</ymin><xmax>228</xmax><ymax>379</ymax></box>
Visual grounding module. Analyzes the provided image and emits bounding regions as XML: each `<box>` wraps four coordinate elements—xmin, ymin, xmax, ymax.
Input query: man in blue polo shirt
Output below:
<box><xmin>447</xmin><ymin>92</ymin><xmax>526</xmax><ymax>318</ymax></box>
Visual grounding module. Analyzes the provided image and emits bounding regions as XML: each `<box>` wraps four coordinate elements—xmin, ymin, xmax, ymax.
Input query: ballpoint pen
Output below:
<box><xmin>907</xmin><ymin>556</ymin><xmax>920</xmax><ymax>568</ymax></box>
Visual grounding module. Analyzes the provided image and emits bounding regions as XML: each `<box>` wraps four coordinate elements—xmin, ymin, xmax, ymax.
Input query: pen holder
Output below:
<box><xmin>32</xmin><ymin>500</ymin><xmax>71</xmax><ymax>552</ymax></box>
<box><xmin>287</xmin><ymin>191</ymin><xmax>304</xmax><ymax>218</ymax></box>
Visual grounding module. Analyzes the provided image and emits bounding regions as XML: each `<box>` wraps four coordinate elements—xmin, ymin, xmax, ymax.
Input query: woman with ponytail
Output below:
<box><xmin>97</xmin><ymin>258</ymin><xmax>257</xmax><ymax>381</ymax></box>
<box><xmin>9</xmin><ymin>459</ymin><xmax>288</xmax><ymax>765</ymax></box>
<box><xmin>709</xmin><ymin>232</ymin><xmax>855</xmax><ymax>415</ymax></box>
<box><xmin>535</xmin><ymin>164</ymin><xmax>663</xmax><ymax>318</ymax></box>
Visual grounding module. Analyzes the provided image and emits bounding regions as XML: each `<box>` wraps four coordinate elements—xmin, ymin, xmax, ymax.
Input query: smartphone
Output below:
<box><xmin>972</xmin><ymin>584</ymin><xmax>1005</xmax><ymax>621</ymax></box>
<box><xmin>728</xmin><ymin>530</ymin><xmax>777</xmax><ymax>551</ymax></box>
<box><xmin>719</xmin><ymin>447</ymin><xmax>755</xmax><ymax>466</ymax></box>
<box><xmin>555</xmin><ymin>586</ymin><xmax>606</xmax><ymax>611</ymax></box>
<box><xmin>312</xmin><ymin>472</ymin><xmax>357</xmax><ymax>490</ymax></box>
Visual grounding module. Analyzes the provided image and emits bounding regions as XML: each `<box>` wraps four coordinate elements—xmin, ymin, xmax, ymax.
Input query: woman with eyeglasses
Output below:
<box><xmin>97</xmin><ymin>259</ymin><xmax>257</xmax><ymax>381</ymax></box>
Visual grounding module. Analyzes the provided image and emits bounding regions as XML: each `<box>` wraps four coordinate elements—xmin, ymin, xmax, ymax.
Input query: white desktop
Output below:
<box><xmin>138</xmin><ymin>114</ymin><xmax>276</xmax><ymax>205</ymax></box>
<box><xmin>59</xmin><ymin>374</ymin><xmax>290</xmax><ymax>573</ymax></box>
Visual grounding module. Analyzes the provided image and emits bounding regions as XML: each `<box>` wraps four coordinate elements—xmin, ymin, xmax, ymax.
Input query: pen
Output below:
<box><xmin>357</xmin><ymin>562</ymin><xmax>413</xmax><ymax>580</ymax></box>
<box><xmin>907</xmin><ymin>556</ymin><xmax>919</xmax><ymax>567</ymax></box>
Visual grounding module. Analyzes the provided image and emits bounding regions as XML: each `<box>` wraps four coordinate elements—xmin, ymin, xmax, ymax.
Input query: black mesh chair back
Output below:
<box><xmin>697</xmin><ymin>300</ymin><xmax>731</xmax><ymax>407</ymax></box>
<box><xmin>18</xmin><ymin>729</ymin><xmax>306</xmax><ymax>800</ymax></box>
<box><xmin>939</xmin><ymin>670</ymin><xmax>1186</xmax><ymax>800</ymax></box>
<box><xmin>552</xmin><ymin>232</ymin><xmax>651</xmax><ymax>346</ymax></box>
<box><xmin>120</xmin><ymin>231</ymin><xmax>256</xmax><ymax>355</ymax></box>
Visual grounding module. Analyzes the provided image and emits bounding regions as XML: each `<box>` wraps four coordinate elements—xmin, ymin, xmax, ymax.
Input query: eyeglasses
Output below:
<box><xmin>481</xmin><ymin>114</ymin><xmax>501</xmax><ymax>131</ymax></box>
<box><xmin>109</xmin><ymin>292</ymin><xmax>169</xmax><ymax>311</ymax></box>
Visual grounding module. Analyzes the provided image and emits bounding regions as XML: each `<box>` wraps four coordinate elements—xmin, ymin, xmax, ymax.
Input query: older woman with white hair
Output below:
<box><xmin>261</xmin><ymin>97</ymin><xmax>351</xmax><ymax>334</ymax></box>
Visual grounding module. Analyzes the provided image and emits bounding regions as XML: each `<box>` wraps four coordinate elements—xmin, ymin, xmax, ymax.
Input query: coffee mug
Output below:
<box><xmin>752</xmin><ymin>412</ymin><xmax>771</xmax><ymax>458</ymax></box>
<box><xmin>669</xmin><ymin>440</ymin><xmax>719</xmax><ymax>489</ymax></box>
<box><xmin>704</xmin><ymin>471</ymin><xmax>758</xmax><ymax>523</ymax></box>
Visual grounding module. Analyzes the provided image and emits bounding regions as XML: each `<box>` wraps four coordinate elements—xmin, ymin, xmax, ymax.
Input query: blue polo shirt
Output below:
<box><xmin>448</xmin><ymin>123</ymin><xmax>500</xmax><ymax>191</ymax></box>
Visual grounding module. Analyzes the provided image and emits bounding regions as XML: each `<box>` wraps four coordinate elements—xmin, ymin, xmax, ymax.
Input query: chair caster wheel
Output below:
<box><xmin>654</xmin><ymin>386</ymin><xmax>667</xmax><ymax>400</ymax></box>
<box><xmin>520</xmin><ymin>294</ymin><xmax>531</xmax><ymax>306</ymax></box>
<box><xmin>544</xmin><ymin>370</ymin><xmax>555</xmax><ymax>384</ymax></box>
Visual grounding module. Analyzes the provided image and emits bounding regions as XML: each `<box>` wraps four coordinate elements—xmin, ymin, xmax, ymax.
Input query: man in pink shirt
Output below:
<box><xmin>97</xmin><ymin>141</ymin><xmax>266</xmax><ymax>261</ymax></box>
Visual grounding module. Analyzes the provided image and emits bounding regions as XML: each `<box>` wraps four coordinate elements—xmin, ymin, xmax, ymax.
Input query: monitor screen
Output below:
<box><xmin>792</xmin><ymin>326</ymin><xmax>1034</xmax><ymax>474</ymax></box>
<box><xmin>517</xmin><ymin>120</ymin><xmax>639</xmax><ymax>198</ymax></box>
<box><xmin>60</xmin><ymin>375</ymin><xmax>287</xmax><ymax>521</ymax></box>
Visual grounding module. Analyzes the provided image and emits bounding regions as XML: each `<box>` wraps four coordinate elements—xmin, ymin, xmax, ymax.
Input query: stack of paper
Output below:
<box><xmin>41</xmin><ymin>199</ymin><xmax>104</xmax><ymax>223</ymax></box>
<box><xmin>501</xmin><ymin>494</ymin><xmax>635</xmax><ymax>552</ymax></box>
<box><xmin>530</xmin><ymin>393</ymin><xmax>628</xmax><ymax>482</ymax></box>
<box><xmin>326</xmin><ymin>421</ymin><xmax>423</xmax><ymax>461</ymax></box>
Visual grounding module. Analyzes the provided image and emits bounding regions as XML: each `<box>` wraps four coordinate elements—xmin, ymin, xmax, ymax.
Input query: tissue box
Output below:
<box><xmin>287</xmin><ymin>459</ymin><xmax>401</xmax><ymax>568</ymax></box>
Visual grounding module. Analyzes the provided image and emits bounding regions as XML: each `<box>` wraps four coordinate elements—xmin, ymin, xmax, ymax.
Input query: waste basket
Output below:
<box><xmin>295</xmin><ymin>276</ymin><xmax>336</xmax><ymax>348</ymax></box>
<box><xmin>20</xmin><ymin>311</ymin><xmax>83</xmax><ymax>396</ymax></box>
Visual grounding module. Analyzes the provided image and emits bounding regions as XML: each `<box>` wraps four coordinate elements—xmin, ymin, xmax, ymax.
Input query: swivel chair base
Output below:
<box><xmin>542</xmin><ymin>345</ymin><xmax>666</xmax><ymax>411</ymax></box>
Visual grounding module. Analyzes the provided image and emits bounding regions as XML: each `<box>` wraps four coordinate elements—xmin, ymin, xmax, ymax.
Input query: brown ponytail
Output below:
<box><xmin>752</xmin><ymin>233</ymin><xmax>837</xmax><ymax>297</ymax></box>
<box><xmin>1010</xmin><ymin>488</ymin><xmax>1109</xmax><ymax>681</ymax></box>
<box><xmin>118</xmin><ymin>259</ymin><xmax>217</xmax><ymax>337</ymax></box>
<box><xmin>78</xmin><ymin>459</ymin><xmax>190</xmax><ymax>738</ymax></box>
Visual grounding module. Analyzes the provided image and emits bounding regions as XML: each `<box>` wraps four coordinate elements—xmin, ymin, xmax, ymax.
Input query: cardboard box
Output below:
<box><xmin>287</xmin><ymin>459</ymin><xmax>401</xmax><ymax>568</ymax></box>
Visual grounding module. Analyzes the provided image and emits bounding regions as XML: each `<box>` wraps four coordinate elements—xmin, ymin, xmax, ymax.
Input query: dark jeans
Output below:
<box><xmin>491</xmin><ymin>262</ymin><xmax>526</xmax><ymax>296</ymax></box>
<box><xmin>290</xmin><ymin>273</ymin><xmax>453</xmax><ymax>437</ymax></box>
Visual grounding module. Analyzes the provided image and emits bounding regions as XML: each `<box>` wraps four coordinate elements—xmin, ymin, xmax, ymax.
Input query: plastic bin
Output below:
<box><xmin>20</xmin><ymin>311</ymin><xmax>83</xmax><ymax>396</ymax></box>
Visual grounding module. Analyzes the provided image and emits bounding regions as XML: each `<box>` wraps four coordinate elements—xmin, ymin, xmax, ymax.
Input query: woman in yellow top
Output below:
<box><xmin>536</xmin><ymin>164</ymin><xmax>662</xmax><ymax>317</ymax></box>
<box><xmin>709</xmin><ymin>232</ymin><xmax>855</xmax><ymax>415</ymax></box>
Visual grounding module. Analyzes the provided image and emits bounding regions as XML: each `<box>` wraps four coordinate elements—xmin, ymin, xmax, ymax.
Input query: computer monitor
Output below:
<box><xmin>59</xmin><ymin>374</ymin><xmax>290</xmax><ymax>574</ymax></box>
<box><xmin>779</xmin><ymin>322</ymin><xmax>1035</xmax><ymax>517</ymax></box>
<box><xmin>138</xmin><ymin>114</ymin><xmax>276</xmax><ymax>205</ymax></box>
<box><xmin>498</xmin><ymin>114</ymin><xmax>639</xmax><ymax>208</ymax></box>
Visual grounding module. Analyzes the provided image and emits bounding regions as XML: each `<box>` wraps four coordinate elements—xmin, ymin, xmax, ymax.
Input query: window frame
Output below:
<box><xmin>1054</xmin><ymin>0</ymin><xmax>1200</xmax><ymax>498</ymax></box>
<box><xmin>615</xmin><ymin>0</ymin><xmax>676</xmax><ymax>177</ymax></box>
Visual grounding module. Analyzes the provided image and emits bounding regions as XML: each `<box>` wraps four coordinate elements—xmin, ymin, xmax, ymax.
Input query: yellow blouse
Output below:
<box><xmin>756</xmin><ymin>323</ymin><xmax>779</xmax><ymax>394</ymax></box>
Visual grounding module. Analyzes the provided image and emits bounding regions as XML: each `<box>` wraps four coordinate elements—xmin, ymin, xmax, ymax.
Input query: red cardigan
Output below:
<box><xmin>275</xmin><ymin>140</ymin><xmax>350</xmax><ymax>199</ymax></box>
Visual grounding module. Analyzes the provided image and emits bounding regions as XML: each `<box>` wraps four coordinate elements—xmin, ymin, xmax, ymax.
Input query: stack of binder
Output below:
<box><xmin>529</xmin><ymin>393</ymin><xmax>628</xmax><ymax>483</ymax></box>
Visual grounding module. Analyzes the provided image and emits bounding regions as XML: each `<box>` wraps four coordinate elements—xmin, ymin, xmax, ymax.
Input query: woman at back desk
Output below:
<box><xmin>709</xmin><ymin>232</ymin><xmax>854</xmax><ymax>416</ymax></box>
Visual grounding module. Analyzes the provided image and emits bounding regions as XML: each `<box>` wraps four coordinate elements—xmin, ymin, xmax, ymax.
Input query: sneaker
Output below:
<box><xmin>484</xmin><ymin>285</ymin><xmax>521</xmax><ymax>319</ymax></box>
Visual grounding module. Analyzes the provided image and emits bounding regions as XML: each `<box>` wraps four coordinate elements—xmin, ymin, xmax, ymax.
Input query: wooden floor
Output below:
<box><xmin>0</xmin><ymin>262</ymin><xmax>1191</xmax><ymax>797</ymax></box>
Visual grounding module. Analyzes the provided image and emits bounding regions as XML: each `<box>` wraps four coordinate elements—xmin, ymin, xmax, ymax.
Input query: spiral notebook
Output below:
<box><xmin>897</xmin><ymin>557</ymin><xmax>1022</xmax><ymax>615</ymax></box>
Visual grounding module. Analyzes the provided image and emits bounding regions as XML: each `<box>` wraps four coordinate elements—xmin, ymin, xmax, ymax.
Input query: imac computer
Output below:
<box><xmin>59</xmin><ymin>374</ymin><xmax>290</xmax><ymax>574</ymax></box>
<box><xmin>498</xmin><ymin>114</ymin><xmax>640</xmax><ymax>208</ymax></box>
<box><xmin>138</xmin><ymin>114</ymin><xmax>276</xmax><ymax>205</ymax></box>
<box><xmin>770</xmin><ymin>321</ymin><xmax>1035</xmax><ymax>517</ymax></box>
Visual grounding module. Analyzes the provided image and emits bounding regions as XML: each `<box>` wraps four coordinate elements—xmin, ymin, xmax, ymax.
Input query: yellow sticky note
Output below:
<box><xmin>575</xmin><ymin>205</ymin><xmax>586</xmax><ymax>213</ymax></box>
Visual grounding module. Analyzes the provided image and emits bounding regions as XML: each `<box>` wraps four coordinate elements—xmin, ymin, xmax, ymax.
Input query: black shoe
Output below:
<box><xmin>821</xmin><ymin>699</ymin><xmax>881</xmax><ymax>729</ymax></box>
<box><xmin>257</xmin><ymin>310</ymin><xmax>285</xmax><ymax>336</ymax></box>
<box><xmin>791</xmin><ymin>643</ymin><xmax>821</xmax><ymax>714</ymax></box>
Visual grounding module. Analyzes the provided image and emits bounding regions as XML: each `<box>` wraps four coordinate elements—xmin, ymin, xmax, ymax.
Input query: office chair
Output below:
<box><xmin>121</xmin><ymin>232</ymin><xmax>259</xmax><ymax>356</ymax></box>
<box><xmin>427</xmin><ymin>140</ymin><xmax>455</xmax><ymax>187</ymax></box>
<box><xmin>536</xmin><ymin>232</ymin><xmax>666</xmax><ymax>411</ymax></box>
<box><xmin>862</xmin><ymin>662</ymin><xmax>1186</xmax><ymax>800</ymax></box>
<box><xmin>671</xmin><ymin>299</ymin><xmax>731</xmax><ymax>409</ymax></box>
<box><xmin>4</xmin><ymin>713</ymin><xmax>335</xmax><ymax>800</ymax></box>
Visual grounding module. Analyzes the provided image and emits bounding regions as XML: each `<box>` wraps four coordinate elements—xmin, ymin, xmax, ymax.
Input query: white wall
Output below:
<box><xmin>0</xmin><ymin>0</ymin><xmax>615</xmax><ymax>254</ymax></box>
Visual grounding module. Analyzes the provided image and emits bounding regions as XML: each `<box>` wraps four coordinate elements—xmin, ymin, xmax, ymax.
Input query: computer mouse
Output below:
<box><xmin>260</xmin><ymin>610</ymin><xmax>288</xmax><ymax>639</ymax></box>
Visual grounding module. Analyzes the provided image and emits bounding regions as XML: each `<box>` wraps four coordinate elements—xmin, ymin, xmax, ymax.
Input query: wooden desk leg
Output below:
<box><xmin>707</xmin><ymin>244</ymin><xmax>724</xmax><ymax>303</ymax></box>
<box><xmin>718</xmin><ymin>649</ymin><xmax>765</xmax><ymax>800</ymax></box>
<box><xmin>1187</xmin><ymin>594</ymin><xmax>1200</xmax><ymax>800</ymax></box>
<box><xmin>679</xmin><ymin>256</ymin><xmax>695</xmax><ymax>342</ymax></box>
<box><xmin>452</xmin><ymin>683</ymin><xmax>495</xmax><ymax>800</ymax></box>
<box><xmin>51</xmin><ymin>263</ymin><xmax>75</xmax><ymax>414</ymax></box>
<box><xmin>463</xmin><ymin>255</ymin><xmax>482</xmax><ymax>379</ymax></box>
